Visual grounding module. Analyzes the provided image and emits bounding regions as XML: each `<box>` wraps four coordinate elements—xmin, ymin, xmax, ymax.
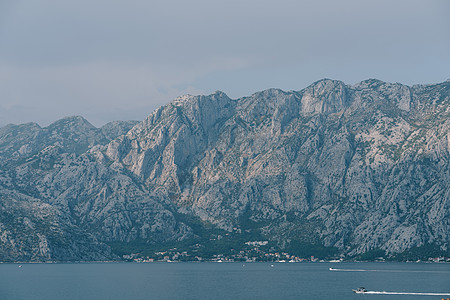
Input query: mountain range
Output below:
<box><xmin>0</xmin><ymin>78</ymin><xmax>448</xmax><ymax>261</ymax></box>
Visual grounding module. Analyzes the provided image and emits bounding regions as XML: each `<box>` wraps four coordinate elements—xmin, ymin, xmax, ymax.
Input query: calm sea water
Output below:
<box><xmin>0</xmin><ymin>262</ymin><xmax>449</xmax><ymax>300</ymax></box>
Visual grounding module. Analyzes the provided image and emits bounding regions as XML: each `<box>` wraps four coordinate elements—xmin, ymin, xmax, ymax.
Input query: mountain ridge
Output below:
<box><xmin>0</xmin><ymin>78</ymin><xmax>448</xmax><ymax>261</ymax></box>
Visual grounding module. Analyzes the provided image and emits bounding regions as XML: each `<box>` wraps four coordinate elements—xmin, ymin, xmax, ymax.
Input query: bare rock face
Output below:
<box><xmin>0</xmin><ymin>189</ymin><xmax>114</xmax><ymax>262</ymax></box>
<box><xmin>105</xmin><ymin>79</ymin><xmax>449</xmax><ymax>255</ymax></box>
<box><xmin>0</xmin><ymin>116</ymin><xmax>192</xmax><ymax>261</ymax></box>
<box><xmin>0</xmin><ymin>79</ymin><xmax>448</xmax><ymax>261</ymax></box>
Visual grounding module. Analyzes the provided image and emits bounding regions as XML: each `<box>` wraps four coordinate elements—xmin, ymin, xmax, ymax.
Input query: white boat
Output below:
<box><xmin>352</xmin><ymin>287</ymin><xmax>367</xmax><ymax>294</ymax></box>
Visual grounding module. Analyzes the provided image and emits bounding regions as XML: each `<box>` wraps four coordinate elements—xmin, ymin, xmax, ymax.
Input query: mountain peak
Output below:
<box><xmin>173</xmin><ymin>94</ymin><xmax>195</xmax><ymax>104</ymax></box>
<box><xmin>309</xmin><ymin>78</ymin><xmax>345</xmax><ymax>87</ymax></box>
<box><xmin>353</xmin><ymin>78</ymin><xmax>388</xmax><ymax>89</ymax></box>
<box><xmin>211</xmin><ymin>90</ymin><xmax>228</xmax><ymax>97</ymax></box>
<box><xmin>46</xmin><ymin>115</ymin><xmax>95</xmax><ymax>130</ymax></box>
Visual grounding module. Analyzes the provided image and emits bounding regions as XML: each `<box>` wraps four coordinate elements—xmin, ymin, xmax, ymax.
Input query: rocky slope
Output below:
<box><xmin>0</xmin><ymin>79</ymin><xmax>448</xmax><ymax>261</ymax></box>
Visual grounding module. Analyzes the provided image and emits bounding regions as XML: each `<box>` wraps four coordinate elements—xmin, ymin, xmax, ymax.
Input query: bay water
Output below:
<box><xmin>0</xmin><ymin>262</ymin><xmax>449</xmax><ymax>299</ymax></box>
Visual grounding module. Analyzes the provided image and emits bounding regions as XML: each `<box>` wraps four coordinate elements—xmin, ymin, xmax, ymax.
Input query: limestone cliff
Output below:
<box><xmin>0</xmin><ymin>79</ymin><xmax>448</xmax><ymax>261</ymax></box>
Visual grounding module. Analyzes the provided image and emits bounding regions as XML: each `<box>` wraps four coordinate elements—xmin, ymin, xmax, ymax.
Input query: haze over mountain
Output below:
<box><xmin>1</xmin><ymin>1</ymin><xmax>449</xmax><ymax>127</ymax></box>
<box><xmin>0</xmin><ymin>78</ymin><xmax>448</xmax><ymax>261</ymax></box>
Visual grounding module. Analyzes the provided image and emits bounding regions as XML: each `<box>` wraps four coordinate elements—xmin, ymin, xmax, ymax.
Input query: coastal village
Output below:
<box><xmin>124</xmin><ymin>251</ymin><xmax>450</xmax><ymax>263</ymax></box>
<box><xmin>123</xmin><ymin>240</ymin><xmax>328</xmax><ymax>263</ymax></box>
<box><xmin>121</xmin><ymin>240</ymin><xmax>450</xmax><ymax>263</ymax></box>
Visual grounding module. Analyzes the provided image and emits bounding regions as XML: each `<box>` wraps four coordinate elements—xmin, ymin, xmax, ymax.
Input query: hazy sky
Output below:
<box><xmin>1</xmin><ymin>0</ymin><xmax>449</xmax><ymax>127</ymax></box>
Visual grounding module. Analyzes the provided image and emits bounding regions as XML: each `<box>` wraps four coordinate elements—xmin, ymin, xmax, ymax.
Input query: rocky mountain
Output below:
<box><xmin>0</xmin><ymin>79</ymin><xmax>448</xmax><ymax>261</ymax></box>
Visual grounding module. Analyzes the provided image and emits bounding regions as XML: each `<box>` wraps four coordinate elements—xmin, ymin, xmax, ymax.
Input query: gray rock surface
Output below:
<box><xmin>0</xmin><ymin>79</ymin><xmax>448</xmax><ymax>261</ymax></box>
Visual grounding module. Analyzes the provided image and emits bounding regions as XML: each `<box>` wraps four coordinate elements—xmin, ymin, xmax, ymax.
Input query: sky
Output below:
<box><xmin>0</xmin><ymin>0</ymin><xmax>449</xmax><ymax>127</ymax></box>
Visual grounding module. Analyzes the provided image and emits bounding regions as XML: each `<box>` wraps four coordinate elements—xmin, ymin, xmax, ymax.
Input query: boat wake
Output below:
<box><xmin>364</xmin><ymin>291</ymin><xmax>450</xmax><ymax>296</ymax></box>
